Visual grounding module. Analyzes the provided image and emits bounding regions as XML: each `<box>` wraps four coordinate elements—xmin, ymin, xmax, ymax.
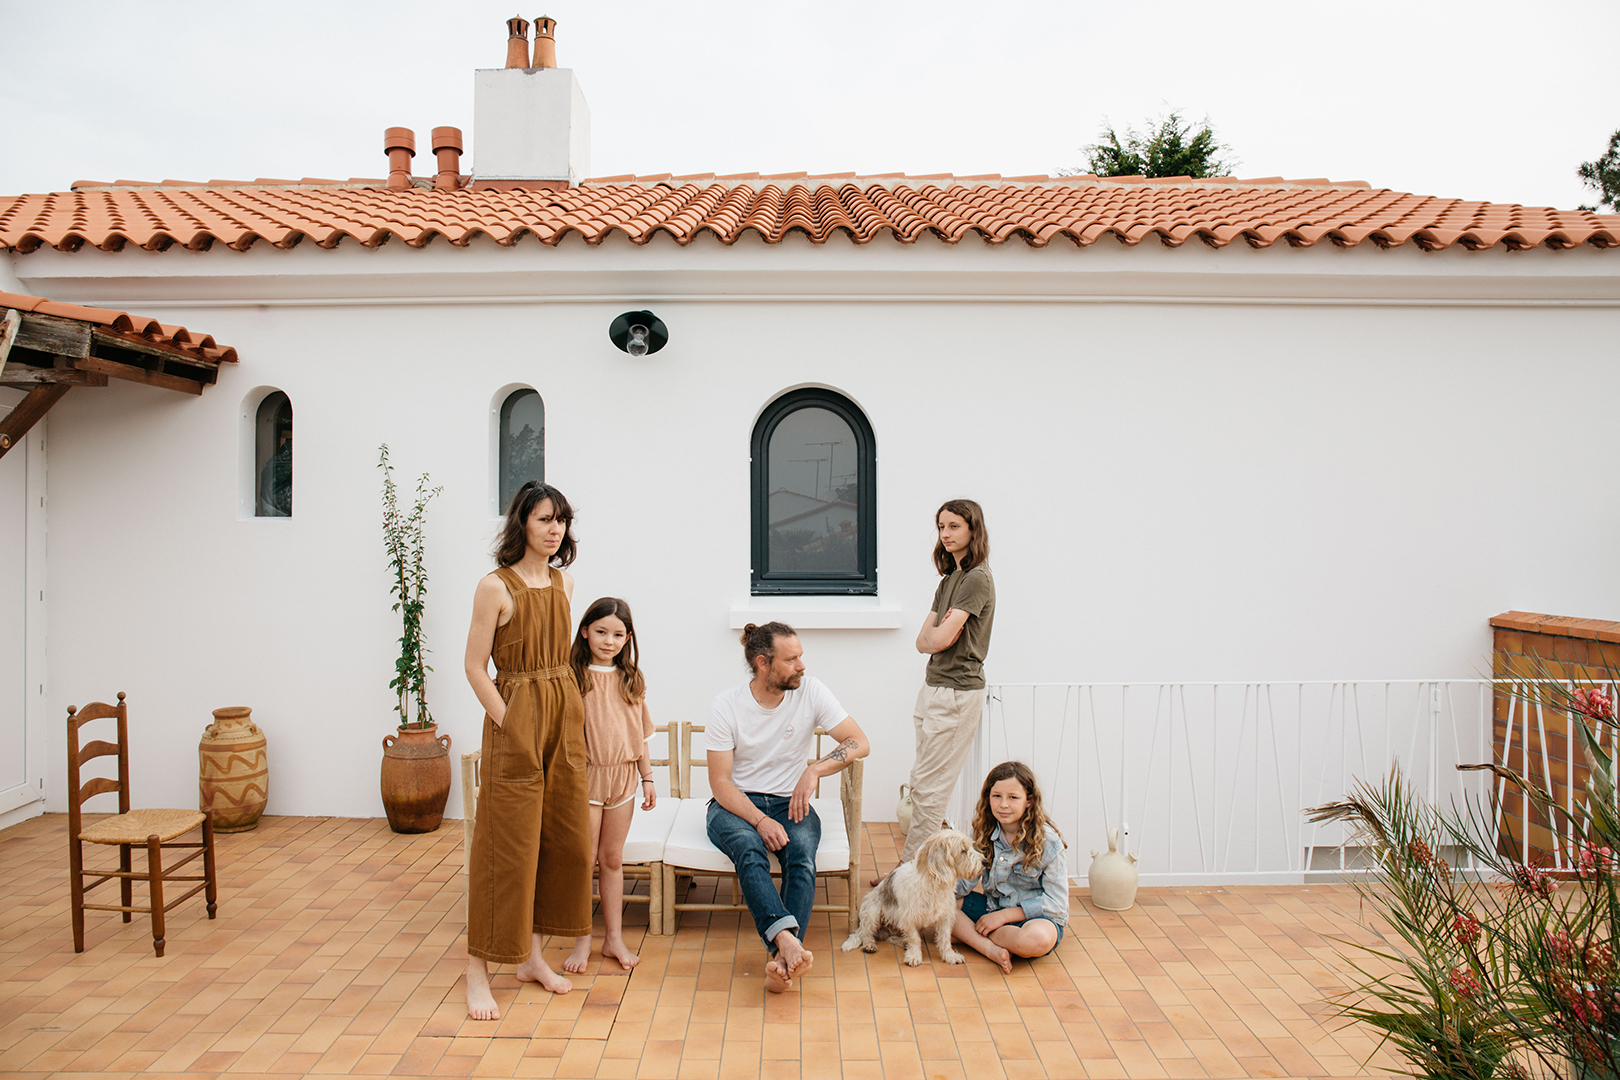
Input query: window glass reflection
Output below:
<box><xmin>499</xmin><ymin>389</ymin><xmax>544</xmax><ymax>513</ymax></box>
<box><xmin>766</xmin><ymin>406</ymin><xmax>858</xmax><ymax>575</ymax></box>
<box><xmin>254</xmin><ymin>391</ymin><xmax>292</xmax><ymax>517</ymax></box>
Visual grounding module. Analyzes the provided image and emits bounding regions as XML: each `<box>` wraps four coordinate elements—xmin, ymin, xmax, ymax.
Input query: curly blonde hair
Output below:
<box><xmin>970</xmin><ymin>761</ymin><xmax>1062</xmax><ymax>871</ymax></box>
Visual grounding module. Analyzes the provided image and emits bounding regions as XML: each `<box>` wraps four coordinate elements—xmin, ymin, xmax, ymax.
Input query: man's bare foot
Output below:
<box><xmin>466</xmin><ymin>959</ymin><xmax>500</xmax><ymax>1020</ymax></box>
<box><xmin>602</xmin><ymin>934</ymin><xmax>640</xmax><ymax>972</ymax></box>
<box><xmin>515</xmin><ymin>952</ymin><xmax>573</xmax><ymax>994</ymax></box>
<box><xmin>775</xmin><ymin>931</ymin><xmax>814</xmax><ymax>980</ymax></box>
<box><xmin>562</xmin><ymin>934</ymin><xmax>593</xmax><ymax>974</ymax></box>
<box><xmin>764</xmin><ymin>957</ymin><xmax>793</xmax><ymax>993</ymax></box>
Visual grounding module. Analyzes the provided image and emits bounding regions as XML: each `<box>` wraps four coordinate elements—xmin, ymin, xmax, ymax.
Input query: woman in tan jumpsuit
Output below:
<box><xmin>464</xmin><ymin>482</ymin><xmax>591</xmax><ymax>1020</ymax></box>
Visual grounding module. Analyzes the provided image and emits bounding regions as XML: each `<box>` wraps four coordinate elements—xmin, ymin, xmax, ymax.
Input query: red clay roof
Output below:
<box><xmin>1</xmin><ymin>175</ymin><xmax>1615</xmax><ymax>254</ymax></box>
<box><xmin>0</xmin><ymin>290</ymin><xmax>238</xmax><ymax>365</ymax></box>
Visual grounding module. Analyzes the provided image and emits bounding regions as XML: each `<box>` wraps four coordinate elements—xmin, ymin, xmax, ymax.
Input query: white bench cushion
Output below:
<box><xmin>621</xmin><ymin>799</ymin><xmax>678</xmax><ymax>864</ymax></box>
<box><xmin>663</xmin><ymin>797</ymin><xmax>849</xmax><ymax>874</ymax></box>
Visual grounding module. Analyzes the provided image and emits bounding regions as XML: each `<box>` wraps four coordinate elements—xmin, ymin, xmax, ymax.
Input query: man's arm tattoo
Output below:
<box><xmin>818</xmin><ymin>737</ymin><xmax>859</xmax><ymax>765</ymax></box>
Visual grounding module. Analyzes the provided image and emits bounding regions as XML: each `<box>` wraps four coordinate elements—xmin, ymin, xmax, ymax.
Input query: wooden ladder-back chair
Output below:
<box><xmin>460</xmin><ymin>722</ymin><xmax>682</xmax><ymax>934</ymax></box>
<box><xmin>662</xmin><ymin>721</ymin><xmax>864</xmax><ymax>933</ymax></box>
<box><xmin>67</xmin><ymin>693</ymin><xmax>218</xmax><ymax>956</ymax></box>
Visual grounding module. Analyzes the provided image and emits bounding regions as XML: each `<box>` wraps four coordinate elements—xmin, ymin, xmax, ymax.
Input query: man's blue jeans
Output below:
<box><xmin>706</xmin><ymin>795</ymin><xmax>820</xmax><ymax>953</ymax></box>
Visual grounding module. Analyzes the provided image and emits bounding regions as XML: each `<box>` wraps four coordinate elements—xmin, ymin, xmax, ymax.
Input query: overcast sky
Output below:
<box><xmin>2</xmin><ymin>0</ymin><xmax>1615</xmax><ymax>210</ymax></box>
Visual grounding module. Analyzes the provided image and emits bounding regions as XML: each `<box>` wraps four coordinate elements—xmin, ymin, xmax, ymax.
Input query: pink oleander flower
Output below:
<box><xmin>1449</xmin><ymin>967</ymin><xmax>1481</xmax><ymax>998</ymax></box>
<box><xmin>1454</xmin><ymin>913</ymin><xmax>1482</xmax><ymax>948</ymax></box>
<box><xmin>1573</xmin><ymin>687</ymin><xmax>1615</xmax><ymax>721</ymax></box>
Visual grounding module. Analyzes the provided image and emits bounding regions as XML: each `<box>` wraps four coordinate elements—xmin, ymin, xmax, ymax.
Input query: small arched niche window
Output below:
<box><xmin>498</xmin><ymin>388</ymin><xmax>545</xmax><ymax>514</ymax></box>
<box><xmin>253</xmin><ymin>391</ymin><xmax>293</xmax><ymax>517</ymax></box>
<box><xmin>751</xmin><ymin>388</ymin><xmax>876</xmax><ymax>595</ymax></box>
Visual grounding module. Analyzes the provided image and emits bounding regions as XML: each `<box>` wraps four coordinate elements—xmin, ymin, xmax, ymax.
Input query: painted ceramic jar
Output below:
<box><xmin>199</xmin><ymin>706</ymin><xmax>268</xmax><ymax>832</ymax></box>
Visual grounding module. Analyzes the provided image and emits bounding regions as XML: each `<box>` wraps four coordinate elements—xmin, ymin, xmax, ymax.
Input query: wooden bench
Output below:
<box><xmin>659</xmin><ymin>721</ymin><xmax>864</xmax><ymax>934</ymax></box>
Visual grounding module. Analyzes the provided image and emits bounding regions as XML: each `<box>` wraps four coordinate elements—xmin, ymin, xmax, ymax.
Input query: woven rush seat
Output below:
<box><xmin>81</xmin><ymin>808</ymin><xmax>207</xmax><ymax>845</ymax></box>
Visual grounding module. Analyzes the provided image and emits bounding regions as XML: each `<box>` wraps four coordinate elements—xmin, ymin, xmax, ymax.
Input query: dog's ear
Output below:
<box><xmin>919</xmin><ymin>834</ymin><xmax>950</xmax><ymax>886</ymax></box>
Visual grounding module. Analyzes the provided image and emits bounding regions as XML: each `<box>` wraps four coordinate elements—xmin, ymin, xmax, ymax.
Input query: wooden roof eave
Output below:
<box><xmin>0</xmin><ymin>306</ymin><xmax>226</xmax><ymax>459</ymax></box>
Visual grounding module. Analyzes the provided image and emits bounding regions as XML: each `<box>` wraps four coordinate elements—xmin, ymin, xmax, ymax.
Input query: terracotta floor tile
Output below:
<box><xmin>0</xmin><ymin>817</ymin><xmax>1402</xmax><ymax>1080</ymax></box>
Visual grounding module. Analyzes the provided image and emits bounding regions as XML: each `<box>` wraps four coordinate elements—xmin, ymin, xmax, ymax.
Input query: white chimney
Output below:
<box><xmin>473</xmin><ymin>17</ymin><xmax>590</xmax><ymax>188</ymax></box>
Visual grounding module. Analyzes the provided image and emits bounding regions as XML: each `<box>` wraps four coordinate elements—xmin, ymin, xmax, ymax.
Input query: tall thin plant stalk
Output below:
<box><xmin>379</xmin><ymin>444</ymin><xmax>442</xmax><ymax>730</ymax></box>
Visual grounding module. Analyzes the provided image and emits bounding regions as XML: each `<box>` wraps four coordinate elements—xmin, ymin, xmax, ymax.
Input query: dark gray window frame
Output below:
<box><xmin>750</xmin><ymin>387</ymin><xmax>877</xmax><ymax>596</ymax></box>
<box><xmin>498</xmin><ymin>388</ymin><xmax>545</xmax><ymax>515</ymax></box>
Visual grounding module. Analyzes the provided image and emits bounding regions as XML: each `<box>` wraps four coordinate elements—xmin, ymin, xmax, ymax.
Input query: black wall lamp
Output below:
<box><xmin>609</xmin><ymin>310</ymin><xmax>668</xmax><ymax>356</ymax></box>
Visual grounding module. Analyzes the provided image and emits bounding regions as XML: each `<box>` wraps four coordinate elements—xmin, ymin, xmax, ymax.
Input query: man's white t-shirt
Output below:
<box><xmin>707</xmin><ymin>676</ymin><xmax>847</xmax><ymax>796</ymax></box>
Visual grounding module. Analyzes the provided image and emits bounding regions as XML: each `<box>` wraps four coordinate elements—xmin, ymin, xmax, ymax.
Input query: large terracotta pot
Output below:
<box><xmin>199</xmin><ymin>706</ymin><xmax>269</xmax><ymax>832</ymax></box>
<box><xmin>381</xmin><ymin>724</ymin><xmax>452</xmax><ymax>834</ymax></box>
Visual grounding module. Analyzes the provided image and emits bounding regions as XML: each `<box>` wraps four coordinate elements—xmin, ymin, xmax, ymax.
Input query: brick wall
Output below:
<box><xmin>1490</xmin><ymin>611</ymin><xmax>1620</xmax><ymax>866</ymax></box>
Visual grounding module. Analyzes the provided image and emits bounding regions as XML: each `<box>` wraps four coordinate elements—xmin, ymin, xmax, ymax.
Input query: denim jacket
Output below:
<box><xmin>955</xmin><ymin>823</ymin><xmax>1069</xmax><ymax>926</ymax></box>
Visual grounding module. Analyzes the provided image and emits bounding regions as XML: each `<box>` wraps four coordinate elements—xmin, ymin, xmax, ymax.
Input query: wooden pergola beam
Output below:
<box><xmin>0</xmin><ymin>383</ymin><xmax>70</xmax><ymax>459</ymax></box>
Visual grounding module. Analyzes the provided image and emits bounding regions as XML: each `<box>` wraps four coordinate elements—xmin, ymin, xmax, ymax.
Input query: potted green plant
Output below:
<box><xmin>378</xmin><ymin>444</ymin><xmax>449</xmax><ymax>833</ymax></box>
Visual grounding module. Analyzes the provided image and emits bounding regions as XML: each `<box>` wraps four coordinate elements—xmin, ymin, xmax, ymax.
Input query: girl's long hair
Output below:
<box><xmin>570</xmin><ymin>597</ymin><xmax>645</xmax><ymax>704</ymax></box>
<box><xmin>971</xmin><ymin>760</ymin><xmax>1062</xmax><ymax>871</ymax></box>
<box><xmin>493</xmin><ymin>481</ymin><xmax>577</xmax><ymax>568</ymax></box>
<box><xmin>933</xmin><ymin>498</ymin><xmax>990</xmax><ymax>575</ymax></box>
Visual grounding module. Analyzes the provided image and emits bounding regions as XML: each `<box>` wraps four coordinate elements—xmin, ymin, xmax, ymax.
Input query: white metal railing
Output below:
<box><xmin>940</xmin><ymin>679</ymin><xmax>1612</xmax><ymax>887</ymax></box>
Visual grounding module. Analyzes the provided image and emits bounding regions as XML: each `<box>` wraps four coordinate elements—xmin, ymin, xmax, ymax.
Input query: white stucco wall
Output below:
<box><xmin>9</xmin><ymin>234</ymin><xmax>1620</xmax><ymax>820</ymax></box>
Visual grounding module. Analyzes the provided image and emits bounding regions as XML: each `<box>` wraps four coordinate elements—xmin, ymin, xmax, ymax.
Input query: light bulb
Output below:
<box><xmin>627</xmin><ymin>324</ymin><xmax>650</xmax><ymax>356</ymax></box>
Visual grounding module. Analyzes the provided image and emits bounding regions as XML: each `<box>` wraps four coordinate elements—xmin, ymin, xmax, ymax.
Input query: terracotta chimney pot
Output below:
<box><xmin>384</xmin><ymin>127</ymin><xmax>416</xmax><ymax>190</ymax></box>
<box><xmin>505</xmin><ymin>15</ymin><xmax>530</xmax><ymax>69</ymax></box>
<box><xmin>533</xmin><ymin>16</ymin><xmax>557</xmax><ymax>69</ymax></box>
<box><xmin>431</xmin><ymin>127</ymin><xmax>464</xmax><ymax>191</ymax></box>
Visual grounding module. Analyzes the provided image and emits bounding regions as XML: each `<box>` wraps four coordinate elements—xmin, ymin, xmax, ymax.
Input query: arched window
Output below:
<box><xmin>499</xmin><ymin>388</ymin><xmax>544</xmax><ymax>514</ymax></box>
<box><xmin>751</xmin><ymin>388</ymin><xmax>876</xmax><ymax>595</ymax></box>
<box><xmin>254</xmin><ymin>391</ymin><xmax>292</xmax><ymax>517</ymax></box>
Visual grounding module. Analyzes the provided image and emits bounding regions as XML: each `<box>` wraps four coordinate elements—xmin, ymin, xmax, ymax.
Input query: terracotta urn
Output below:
<box><xmin>381</xmin><ymin>724</ymin><xmax>452</xmax><ymax>834</ymax></box>
<box><xmin>1087</xmin><ymin>827</ymin><xmax>1140</xmax><ymax>911</ymax></box>
<box><xmin>198</xmin><ymin>706</ymin><xmax>269</xmax><ymax>832</ymax></box>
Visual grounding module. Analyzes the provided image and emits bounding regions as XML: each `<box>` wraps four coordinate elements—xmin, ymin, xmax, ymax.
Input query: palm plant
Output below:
<box><xmin>1310</xmin><ymin>682</ymin><xmax>1619</xmax><ymax>1080</ymax></box>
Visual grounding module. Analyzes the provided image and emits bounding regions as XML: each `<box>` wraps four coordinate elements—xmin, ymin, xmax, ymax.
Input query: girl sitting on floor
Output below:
<box><xmin>953</xmin><ymin>760</ymin><xmax>1069</xmax><ymax>972</ymax></box>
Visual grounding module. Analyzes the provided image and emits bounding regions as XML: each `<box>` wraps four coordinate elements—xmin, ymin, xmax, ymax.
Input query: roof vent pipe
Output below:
<box><xmin>504</xmin><ymin>16</ymin><xmax>530</xmax><ymax>69</ymax></box>
<box><xmin>533</xmin><ymin>16</ymin><xmax>557</xmax><ymax>69</ymax></box>
<box><xmin>432</xmin><ymin>127</ymin><xmax>463</xmax><ymax>191</ymax></box>
<box><xmin>384</xmin><ymin>127</ymin><xmax>416</xmax><ymax>190</ymax></box>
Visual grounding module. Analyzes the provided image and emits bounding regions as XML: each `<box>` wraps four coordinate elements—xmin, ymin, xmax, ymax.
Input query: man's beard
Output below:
<box><xmin>770</xmin><ymin>671</ymin><xmax>803</xmax><ymax>693</ymax></box>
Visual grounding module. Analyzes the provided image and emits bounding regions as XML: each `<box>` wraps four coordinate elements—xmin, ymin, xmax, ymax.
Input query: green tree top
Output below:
<box><xmin>1065</xmin><ymin>111</ymin><xmax>1238</xmax><ymax>180</ymax></box>
<box><xmin>1577</xmin><ymin>129</ymin><xmax>1619</xmax><ymax>212</ymax></box>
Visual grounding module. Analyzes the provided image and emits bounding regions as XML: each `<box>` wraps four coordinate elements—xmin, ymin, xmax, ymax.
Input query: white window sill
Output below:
<box><xmin>729</xmin><ymin>596</ymin><xmax>903</xmax><ymax>630</ymax></box>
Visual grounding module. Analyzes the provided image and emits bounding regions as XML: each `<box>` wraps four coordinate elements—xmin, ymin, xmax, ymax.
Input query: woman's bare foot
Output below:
<box><xmin>562</xmin><ymin>935</ymin><xmax>593</xmax><ymax>974</ymax></box>
<box><xmin>515</xmin><ymin>952</ymin><xmax>573</xmax><ymax>994</ymax></box>
<box><xmin>602</xmin><ymin>934</ymin><xmax>640</xmax><ymax>972</ymax></box>
<box><xmin>466</xmin><ymin>959</ymin><xmax>501</xmax><ymax>1020</ymax></box>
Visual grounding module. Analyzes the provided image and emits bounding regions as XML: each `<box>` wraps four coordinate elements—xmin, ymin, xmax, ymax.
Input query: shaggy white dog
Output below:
<box><xmin>841</xmin><ymin>829</ymin><xmax>984</xmax><ymax>966</ymax></box>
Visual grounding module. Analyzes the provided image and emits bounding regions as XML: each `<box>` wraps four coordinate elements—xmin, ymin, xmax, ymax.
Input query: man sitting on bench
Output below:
<box><xmin>707</xmin><ymin>621</ymin><xmax>870</xmax><ymax>993</ymax></box>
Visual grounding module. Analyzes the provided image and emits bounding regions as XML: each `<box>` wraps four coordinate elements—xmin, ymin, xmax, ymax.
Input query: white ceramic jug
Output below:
<box><xmin>896</xmin><ymin>784</ymin><xmax>914</xmax><ymax>836</ymax></box>
<box><xmin>1087</xmin><ymin>828</ymin><xmax>1140</xmax><ymax>911</ymax></box>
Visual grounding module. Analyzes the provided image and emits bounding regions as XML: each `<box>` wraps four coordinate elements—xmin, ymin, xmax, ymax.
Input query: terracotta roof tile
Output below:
<box><xmin>0</xmin><ymin>290</ymin><xmax>238</xmax><ymax>365</ymax></box>
<box><xmin>0</xmin><ymin>176</ymin><xmax>1614</xmax><ymax>254</ymax></box>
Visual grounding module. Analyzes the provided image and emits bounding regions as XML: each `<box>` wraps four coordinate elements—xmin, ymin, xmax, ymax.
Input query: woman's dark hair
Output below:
<box><xmin>739</xmin><ymin>621</ymin><xmax>796</xmax><ymax>674</ymax></box>
<box><xmin>932</xmin><ymin>498</ymin><xmax>990</xmax><ymax>575</ymax></box>
<box><xmin>970</xmin><ymin>760</ymin><xmax>1063</xmax><ymax>872</ymax></box>
<box><xmin>493</xmin><ymin>482</ymin><xmax>577</xmax><ymax>568</ymax></box>
<box><xmin>570</xmin><ymin>597</ymin><xmax>645</xmax><ymax>704</ymax></box>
